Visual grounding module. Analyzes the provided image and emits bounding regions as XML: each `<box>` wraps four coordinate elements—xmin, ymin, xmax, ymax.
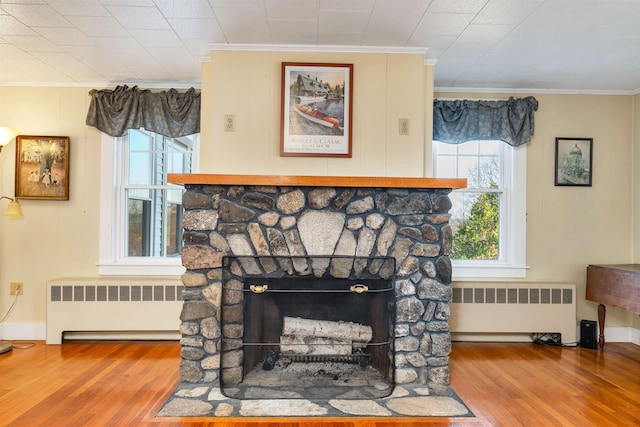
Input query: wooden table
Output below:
<box><xmin>586</xmin><ymin>264</ymin><xmax>640</xmax><ymax>348</ymax></box>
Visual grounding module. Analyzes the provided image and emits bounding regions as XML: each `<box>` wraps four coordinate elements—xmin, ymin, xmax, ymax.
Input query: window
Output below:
<box><xmin>433</xmin><ymin>140</ymin><xmax>527</xmax><ymax>279</ymax></box>
<box><xmin>99</xmin><ymin>129</ymin><xmax>198</xmax><ymax>275</ymax></box>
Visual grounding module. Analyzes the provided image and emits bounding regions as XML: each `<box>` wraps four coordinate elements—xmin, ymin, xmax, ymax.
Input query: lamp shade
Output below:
<box><xmin>5</xmin><ymin>199</ymin><xmax>22</xmax><ymax>218</ymax></box>
<box><xmin>0</xmin><ymin>127</ymin><xmax>19</xmax><ymax>147</ymax></box>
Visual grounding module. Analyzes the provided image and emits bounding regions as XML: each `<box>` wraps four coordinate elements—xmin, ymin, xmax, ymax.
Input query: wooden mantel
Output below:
<box><xmin>168</xmin><ymin>174</ymin><xmax>467</xmax><ymax>189</ymax></box>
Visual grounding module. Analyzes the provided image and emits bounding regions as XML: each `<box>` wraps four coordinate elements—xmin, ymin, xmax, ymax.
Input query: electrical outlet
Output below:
<box><xmin>399</xmin><ymin>118</ymin><xmax>410</xmax><ymax>135</ymax></box>
<box><xmin>224</xmin><ymin>114</ymin><xmax>235</xmax><ymax>132</ymax></box>
<box><xmin>10</xmin><ymin>282</ymin><xmax>23</xmax><ymax>296</ymax></box>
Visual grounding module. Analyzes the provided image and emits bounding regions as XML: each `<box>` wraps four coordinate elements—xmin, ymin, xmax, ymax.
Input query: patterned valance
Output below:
<box><xmin>433</xmin><ymin>96</ymin><xmax>538</xmax><ymax>146</ymax></box>
<box><xmin>86</xmin><ymin>85</ymin><xmax>200</xmax><ymax>138</ymax></box>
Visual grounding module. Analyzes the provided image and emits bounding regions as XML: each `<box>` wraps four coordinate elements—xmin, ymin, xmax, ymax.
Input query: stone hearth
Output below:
<box><xmin>170</xmin><ymin>174</ymin><xmax>465</xmax><ymax>397</ymax></box>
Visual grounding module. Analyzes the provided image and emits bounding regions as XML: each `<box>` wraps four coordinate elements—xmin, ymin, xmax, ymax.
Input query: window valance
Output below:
<box><xmin>86</xmin><ymin>85</ymin><xmax>200</xmax><ymax>138</ymax></box>
<box><xmin>433</xmin><ymin>96</ymin><xmax>538</xmax><ymax>147</ymax></box>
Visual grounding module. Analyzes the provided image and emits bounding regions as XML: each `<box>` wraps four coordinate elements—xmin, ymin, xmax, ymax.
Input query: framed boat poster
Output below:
<box><xmin>554</xmin><ymin>137</ymin><xmax>593</xmax><ymax>186</ymax></box>
<box><xmin>280</xmin><ymin>62</ymin><xmax>353</xmax><ymax>157</ymax></box>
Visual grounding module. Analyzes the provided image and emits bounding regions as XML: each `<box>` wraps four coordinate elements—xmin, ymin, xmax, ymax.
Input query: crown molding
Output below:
<box><xmin>0</xmin><ymin>82</ymin><xmax>200</xmax><ymax>89</ymax></box>
<box><xmin>207</xmin><ymin>43</ymin><xmax>428</xmax><ymax>56</ymax></box>
<box><xmin>434</xmin><ymin>86</ymin><xmax>639</xmax><ymax>96</ymax></box>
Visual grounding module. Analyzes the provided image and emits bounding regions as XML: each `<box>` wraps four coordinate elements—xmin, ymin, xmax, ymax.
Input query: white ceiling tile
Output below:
<box><xmin>47</xmin><ymin>0</ymin><xmax>111</xmax><ymax>16</ymax></box>
<box><xmin>0</xmin><ymin>63</ymin><xmax>36</xmax><ymax>83</ymax></box>
<box><xmin>265</xmin><ymin>0</ymin><xmax>318</xmax><ymax>20</ymax></box>
<box><xmin>364</xmin><ymin>0</ymin><xmax>430</xmax><ymax>44</ymax></box>
<box><xmin>438</xmin><ymin>42</ymin><xmax>492</xmax><ymax>61</ymax></box>
<box><xmin>33</xmin><ymin>26</ymin><xmax>94</xmax><ymax>45</ymax></box>
<box><xmin>416</xmin><ymin>35</ymin><xmax>457</xmax><ymax>59</ymax></box>
<box><xmin>99</xmin><ymin>0</ymin><xmax>156</xmax><ymax>6</ymax></box>
<box><xmin>209</xmin><ymin>0</ymin><xmax>264</xmax><ymax>8</ymax></box>
<box><xmin>146</xmin><ymin>46</ymin><xmax>200</xmax><ymax>73</ymax></box>
<box><xmin>168</xmin><ymin>18</ymin><xmax>226</xmax><ymax>40</ymax></box>
<box><xmin>108</xmin><ymin>50</ymin><xmax>162</xmax><ymax>70</ymax></box>
<box><xmin>269</xmin><ymin>19</ymin><xmax>318</xmax><ymax>44</ymax></box>
<box><xmin>181</xmin><ymin>39</ymin><xmax>214</xmax><ymax>56</ymax></box>
<box><xmin>434</xmin><ymin>58</ymin><xmax>475</xmax><ymax>81</ymax></box>
<box><xmin>319</xmin><ymin>0</ymin><xmax>374</xmax><ymax>11</ymax></box>
<box><xmin>534</xmin><ymin>0</ymin><xmax>599</xmax><ymax>17</ymax></box>
<box><xmin>412</xmin><ymin>13</ymin><xmax>475</xmax><ymax>39</ymax></box>
<box><xmin>127</xmin><ymin>29</ymin><xmax>183</xmax><ymax>48</ymax></box>
<box><xmin>367</xmin><ymin>0</ymin><xmax>429</xmax><ymax>31</ymax></box>
<box><xmin>4</xmin><ymin>58</ymin><xmax>74</xmax><ymax>83</ymax></box>
<box><xmin>456</xmin><ymin>24</ymin><xmax>514</xmax><ymax>45</ymax></box>
<box><xmin>154</xmin><ymin>0</ymin><xmax>214</xmax><ymax>19</ymax></box>
<box><xmin>0</xmin><ymin>15</ymin><xmax>38</xmax><ymax>36</ymax></box>
<box><xmin>473</xmin><ymin>0</ymin><xmax>544</xmax><ymax>25</ymax></box>
<box><xmin>318</xmin><ymin>10</ymin><xmax>369</xmax><ymax>34</ymax></box>
<box><xmin>318</xmin><ymin>32</ymin><xmax>364</xmax><ymax>45</ymax></box>
<box><xmin>62</xmin><ymin>45</ymin><xmax>131</xmax><ymax>74</ymax></box>
<box><xmin>428</xmin><ymin>0</ymin><xmax>488</xmax><ymax>14</ymax></box>
<box><xmin>123</xmin><ymin>62</ymin><xmax>173</xmax><ymax>81</ymax></box>
<box><xmin>0</xmin><ymin>43</ymin><xmax>35</xmax><ymax>59</ymax></box>
<box><xmin>584</xmin><ymin>1</ymin><xmax>640</xmax><ymax>23</ymax></box>
<box><xmin>105</xmin><ymin>5</ymin><xmax>171</xmax><ymax>30</ymax></box>
<box><xmin>0</xmin><ymin>0</ymin><xmax>638</xmax><ymax>91</ymax></box>
<box><xmin>214</xmin><ymin>8</ymin><xmax>270</xmax><ymax>43</ymax></box>
<box><xmin>91</xmin><ymin>36</ymin><xmax>146</xmax><ymax>55</ymax></box>
<box><xmin>31</xmin><ymin>51</ymin><xmax>105</xmax><ymax>81</ymax></box>
<box><xmin>1</xmin><ymin>35</ymin><xmax>62</xmax><ymax>52</ymax></box>
<box><xmin>0</xmin><ymin>4</ymin><xmax>71</xmax><ymax>27</ymax></box>
<box><xmin>65</xmin><ymin>16</ymin><xmax>129</xmax><ymax>37</ymax></box>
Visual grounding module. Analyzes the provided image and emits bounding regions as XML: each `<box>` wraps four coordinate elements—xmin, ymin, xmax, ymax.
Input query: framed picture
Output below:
<box><xmin>555</xmin><ymin>137</ymin><xmax>593</xmax><ymax>186</ymax></box>
<box><xmin>280</xmin><ymin>62</ymin><xmax>353</xmax><ymax>157</ymax></box>
<box><xmin>15</xmin><ymin>135</ymin><xmax>70</xmax><ymax>200</ymax></box>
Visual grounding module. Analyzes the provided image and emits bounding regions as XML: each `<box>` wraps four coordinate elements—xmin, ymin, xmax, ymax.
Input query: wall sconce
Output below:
<box><xmin>1</xmin><ymin>196</ymin><xmax>22</xmax><ymax>217</ymax></box>
<box><xmin>0</xmin><ymin>127</ymin><xmax>19</xmax><ymax>153</ymax></box>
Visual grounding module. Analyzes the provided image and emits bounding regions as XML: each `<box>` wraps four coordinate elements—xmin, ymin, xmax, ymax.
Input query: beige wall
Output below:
<box><xmin>200</xmin><ymin>51</ymin><xmax>428</xmax><ymax>177</ymax></box>
<box><xmin>0</xmin><ymin>87</ymin><xmax>103</xmax><ymax>329</ymax></box>
<box><xmin>634</xmin><ymin>94</ymin><xmax>640</xmax><ymax>263</ymax></box>
<box><xmin>633</xmin><ymin>94</ymin><xmax>640</xmax><ymax>330</ymax></box>
<box><xmin>436</xmin><ymin>92</ymin><xmax>634</xmax><ymax>327</ymax></box>
<box><xmin>0</xmin><ymin>51</ymin><xmax>638</xmax><ymax>338</ymax></box>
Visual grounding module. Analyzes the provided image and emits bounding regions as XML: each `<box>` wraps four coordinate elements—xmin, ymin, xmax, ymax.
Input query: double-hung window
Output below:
<box><xmin>99</xmin><ymin>129</ymin><xmax>198</xmax><ymax>275</ymax></box>
<box><xmin>433</xmin><ymin>139</ymin><xmax>527</xmax><ymax>279</ymax></box>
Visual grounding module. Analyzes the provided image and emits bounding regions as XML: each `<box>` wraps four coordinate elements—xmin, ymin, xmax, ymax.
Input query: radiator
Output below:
<box><xmin>449</xmin><ymin>282</ymin><xmax>577</xmax><ymax>344</ymax></box>
<box><xmin>46</xmin><ymin>278</ymin><xmax>184</xmax><ymax>344</ymax></box>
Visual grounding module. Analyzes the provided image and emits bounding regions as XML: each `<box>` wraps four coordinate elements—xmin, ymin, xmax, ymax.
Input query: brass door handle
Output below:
<box><xmin>249</xmin><ymin>284</ymin><xmax>268</xmax><ymax>294</ymax></box>
<box><xmin>350</xmin><ymin>284</ymin><xmax>368</xmax><ymax>294</ymax></box>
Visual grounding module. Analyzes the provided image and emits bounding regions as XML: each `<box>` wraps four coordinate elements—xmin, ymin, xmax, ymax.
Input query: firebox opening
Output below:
<box><xmin>220</xmin><ymin>256</ymin><xmax>396</xmax><ymax>400</ymax></box>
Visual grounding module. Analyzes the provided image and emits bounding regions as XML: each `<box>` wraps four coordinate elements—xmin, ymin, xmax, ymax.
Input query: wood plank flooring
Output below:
<box><xmin>1</xmin><ymin>340</ymin><xmax>639</xmax><ymax>426</ymax></box>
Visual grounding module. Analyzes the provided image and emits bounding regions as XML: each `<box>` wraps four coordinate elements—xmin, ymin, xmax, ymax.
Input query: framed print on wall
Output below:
<box><xmin>280</xmin><ymin>62</ymin><xmax>353</xmax><ymax>157</ymax></box>
<box><xmin>554</xmin><ymin>137</ymin><xmax>593</xmax><ymax>187</ymax></box>
<box><xmin>15</xmin><ymin>135</ymin><xmax>70</xmax><ymax>200</ymax></box>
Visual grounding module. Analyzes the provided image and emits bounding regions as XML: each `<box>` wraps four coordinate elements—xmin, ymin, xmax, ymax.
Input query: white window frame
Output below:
<box><xmin>433</xmin><ymin>141</ymin><xmax>528</xmax><ymax>279</ymax></box>
<box><xmin>97</xmin><ymin>132</ymin><xmax>199</xmax><ymax>276</ymax></box>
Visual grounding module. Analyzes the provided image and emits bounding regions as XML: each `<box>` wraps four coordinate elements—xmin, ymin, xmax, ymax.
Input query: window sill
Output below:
<box><xmin>97</xmin><ymin>260</ymin><xmax>185</xmax><ymax>276</ymax></box>
<box><xmin>451</xmin><ymin>263</ymin><xmax>529</xmax><ymax>280</ymax></box>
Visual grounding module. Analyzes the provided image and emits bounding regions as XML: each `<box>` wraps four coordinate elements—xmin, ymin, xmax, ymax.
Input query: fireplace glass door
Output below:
<box><xmin>220</xmin><ymin>256</ymin><xmax>396</xmax><ymax>399</ymax></box>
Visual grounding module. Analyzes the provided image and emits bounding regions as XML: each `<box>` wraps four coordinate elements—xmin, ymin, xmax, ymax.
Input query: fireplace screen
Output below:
<box><xmin>220</xmin><ymin>256</ymin><xmax>396</xmax><ymax>399</ymax></box>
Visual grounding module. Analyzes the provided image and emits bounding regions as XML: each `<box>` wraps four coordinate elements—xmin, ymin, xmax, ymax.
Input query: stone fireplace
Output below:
<box><xmin>169</xmin><ymin>174</ymin><xmax>466</xmax><ymax>397</ymax></box>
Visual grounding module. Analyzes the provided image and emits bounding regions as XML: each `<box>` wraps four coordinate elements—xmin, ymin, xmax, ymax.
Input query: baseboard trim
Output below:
<box><xmin>3</xmin><ymin>323</ymin><xmax>639</xmax><ymax>345</ymax></box>
<box><xmin>453</xmin><ymin>326</ymin><xmax>640</xmax><ymax>346</ymax></box>
<box><xmin>602</xmin><ymin>326</ymin><xmax>640</xmax><ymax>345</ymax></box>
<box><xmin>0</xmin><ymin>324</ymin><xmax>180</xmax><ymax>342</ymax></box>
<box><xmin>0</xmin><ymin>323</ymin><xmax>46</xmax><ymax>340</ymax></box>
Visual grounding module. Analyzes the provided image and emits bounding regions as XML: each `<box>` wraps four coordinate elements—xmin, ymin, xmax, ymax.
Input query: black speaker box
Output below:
<box><xmin>580</xmin><ymin>320</ymin><xmax>597</xmax><ymax>349</ymax></box>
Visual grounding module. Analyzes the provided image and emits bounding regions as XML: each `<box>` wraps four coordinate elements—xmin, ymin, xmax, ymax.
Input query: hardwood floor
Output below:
<box><xmin>1</xmin><ymin>340</ymin><xmax>639</xmax><ymax>426</ymax></box>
